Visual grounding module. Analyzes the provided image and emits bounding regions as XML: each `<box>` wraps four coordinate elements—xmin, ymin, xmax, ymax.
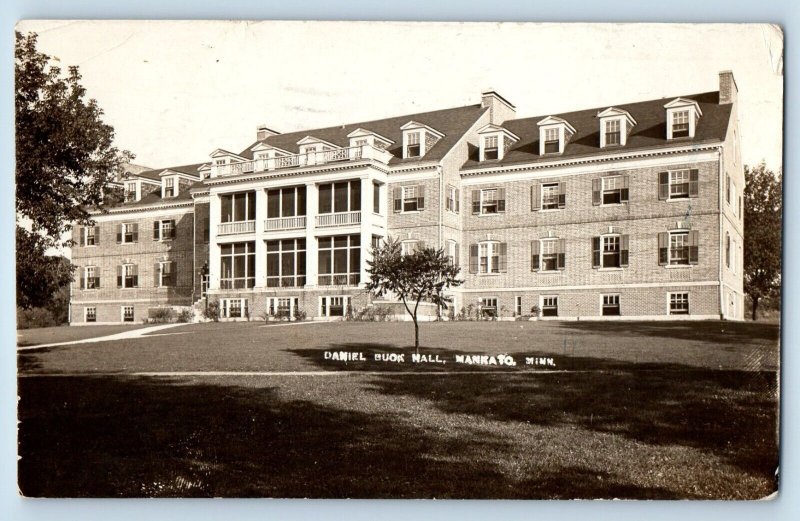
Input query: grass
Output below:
<box><xmin>17</xmin><ymin>323</ymin><xmax>152</xmax><ymax>347</ymax></box>
<box><xmin>17</xmin><ymin>320</ymin><xmax>780</xmax><ymax>499</ymax></box>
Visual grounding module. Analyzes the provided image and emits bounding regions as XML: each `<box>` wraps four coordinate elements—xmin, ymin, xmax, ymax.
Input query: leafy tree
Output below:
<box><xmin>743</xmin><ymin>162</ymin><xmax>782</xmax><ymax>320</ymax></box>
<box><xmin>15</xmin><ymin>31</ymin><xmax>133</xmax><ymax>309</ymax></box>
<box><xmin>366</xmin><ymin>238</ymin><xmax>463</xmax><ymax>350</ymax></box>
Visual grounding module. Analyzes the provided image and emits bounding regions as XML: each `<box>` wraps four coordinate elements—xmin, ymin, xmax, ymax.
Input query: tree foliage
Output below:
<box><xmin>15</xmin><ymin>31</ymin><xmax>133</xmax><ymax>309</ymax></box>
<box><xmin>366</xmin><ymin>238</ymin><xmax>463</xmax><ymax>349</ymax></box>
<box><xmin>743</xmin><ymin>162</ymin><xmax>782</xmax><ymax>320</ymax></box>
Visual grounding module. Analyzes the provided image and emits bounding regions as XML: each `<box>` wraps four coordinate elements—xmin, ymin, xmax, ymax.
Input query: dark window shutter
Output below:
<box><xmin>592</xmin><ymin>237</ymin><xmax>601</xmax><ymax>268</ymax></box>
<box><xmin>558</xmin><ymin>181</ymin><xmax>567</xmax><ymax>209</ymax></box>
<box><xmin>154</xmin><ymin>262</ymin><xmax>161</xmax><ymax>287</ymax></box>
<box><xmin>689</xmin><ymin>169</ymin><xmax>699</xmax><ymax>197</ymax></box>
<box><xmin>621</xmin><ymin>175</ymin><xmax>630</xmax><ymax>203</ymax></box>
<box><xmin>557</xmin><ymin>238</ymin><xmax>566</xmax><ymax>269</ymax></box>
<box><xmin>658</xmin><ymin>232</ymin><xmax>668</xmax><ymax>265</ymax></box>
<box><xmin>203</xmin><ymin>217</ymin><xmax>210</xmax><ymax>242</ymax></box>
<box><xmin>471</xmin><ymin>190</ymin><xmax>481</xmax><ymax>214</ymax></box>
<box><xmin>455</xmin><ymin>189</ymin><xmax>460</xmax><ymax>213</ymax></box>
<box><xmin>116</xmin><ymin>224</ymin><xmax>122</xmax><ymax>244</ymax></box>
<box><xmin>153</xmin><ymin>221</ymin><xmax>160</xmax><ymax>240</ymax></box>
<box><xmin>469</xmin><ymin>244</ymin><xmax>479</xmax><ymax>273</ymax></box>
<box><xmin>689</xmin><ymin>230</ymin><xmax>699</xmax><ymax>264</ymax></box>
<box><xmin>393</xmin><ymin>186</ymin><xmax>402</xmax><ymax>213</ymax></box>
<box><xmin>531</xmin><ymin>240</ymin><xmax>540</xmax><ymax>271</ymax></box>
<box><xmin>79</xmin><ymin>228</ymin><xmax>85</xmax><ymax>247</ymax></box>
<box><xmin>658</xmin><ymin>172</ymin><xmax>669</xmax><ymax>200</ymax></box>
<box><xmin>117</xmin><ymin>265</ymin><xmax>123</xmax><ymax>287</ymax></box>
<box><xmin>454</xmin><ymin>243</ymin><xmax>460</xmax><ymax>266</ymax></box>
<box><xmin>498</xmin><ymin>242</ymin><xmax>507</xmax><ymax>272</ymax></box>
<box><xmin>170</xmin><ymin>220</ymin><xmax>177</xmax><ymax>238</ymax></box>
<box><xmin>94</xmin><ymin>226</ymin><xmax>100</xmax><ymax>245</ymax></box>
<box><xmin>531</xmin><ymin>183</ymin><xmax>540</xmax><ymax>211</ymax></box>
<box><xmin>80</xmin><ymin>274</ymin><xmax>85</xmax><ymax>290</ymax></box>
<box><xmin>417</xmin><ymin>184</ymin><xmax>426</xmax><ymax>210</ymax></box>
<box><xmin>497</xmin><ymin>188</ymin><xmax>506</xmax><ymax>212</ymax></box>
<box><xmin>131</xmin><ymin>223</ymin><xmax>139</xmax><ymax>242</ymax></box>
<box><xmin>133</xmin><ymin>264</ymin><xmax>139</xmax><ymax>287</ymax></box>
<box><xmin>620</xmin><ymin>234</ymin><xmax>630</xmax><ymax>267</ymax></box>
<box><xmin>592</xmin><ymin>179</ymin><xmax>601</xmax><ymax>206</ymax></box>
<box><xmin>726</xmin><ymin>175</ymin><xmax>731</xmax><ymax>203</ymax></box>
<box><xmin>95</xmin><ymin>271</ymin><xmax>101</xmax><ymax>288</ymax></box>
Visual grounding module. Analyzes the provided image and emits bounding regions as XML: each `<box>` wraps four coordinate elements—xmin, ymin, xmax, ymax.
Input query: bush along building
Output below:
<box><xmin>70</xmin><ymin>70</ymin><xmax>745</xmax><ymax>324</ymax></box>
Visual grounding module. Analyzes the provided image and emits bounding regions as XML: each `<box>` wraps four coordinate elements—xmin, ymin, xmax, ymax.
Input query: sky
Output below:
<box><xmin>16</xmin><ymin>21</ymin><xmax>784</xmax><ymax>171</ymax></box>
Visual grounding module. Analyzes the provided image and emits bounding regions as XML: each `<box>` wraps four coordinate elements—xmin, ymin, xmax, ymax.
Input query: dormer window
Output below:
<box><xmin>537</xmin><ymin>116</ymin><xmax>576</xmax><ymax>156</ymax></box>
<box><xmin>605</xmin><ymin>120</ymin><xmax>620</xmax><ymax>145</ymax></box>
<box><xmin>597</xmin><ymin>108</ymin><xmax>637</xmax><ymax>148</ymax></box>
<box><xmin>477</xmin><ymin>124</ymin><xmax>519</xmax><ymax>162</ymax></box>
<box><xmin>400</xmin><ymin>121</ymin><xmax>444</xmax><ymax>159</ymax></box>
<box><xmin>484</xmin><ymin>136</ymin><xmax>499</xmax><ymax>159</ymax></box>
<box><xmin>163</xmin><ymin>177</ymin><xmax>175</xmax><ymax>198</ymax></box>
<box><xmin>544</xmin><ymin>128</ymin><xmax>560</xmax><ymax>154</ymax></box>
<box><xmin>124</xmin><ymin>181</ymin><xmax>138</xmax><ymax>202</ymax></box>
<box><xmin>671</xmin><ymin>110</ymin><xmax>690</xmax><ymax>138</ymax></box>
<box><xmin>664</xmin><ymin>98</ymin><xmax>702</xmax><ymax>140</ymax></box>
<box><xmin>406</xmin><ymin>132</ymin><xmax>421</xmax><ymax>158</ymax></box>
<box><xmin>346</xmin><ymin>129</ymin><xmax>394</xmax><ymax>151</ymax></box>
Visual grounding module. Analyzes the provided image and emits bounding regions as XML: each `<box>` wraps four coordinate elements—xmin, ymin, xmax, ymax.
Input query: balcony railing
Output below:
<box><xmin>217</xmin><ymin>220</ymin><xmax>256</xmax><ymax>235</ymax></box>
<box><xmin>264</xmin><ymin>215</ymin><xmax>307</xmax><ymax>231</ymax></box>
<box><xmin>213</xmin><ymin>144</ymin><xmax>393</xmax><ymax>177</ymax></box>
<box><xmin>315</xmin><ymin>211</ymin><xmax>361</xmax><ymax>228</ymax></box>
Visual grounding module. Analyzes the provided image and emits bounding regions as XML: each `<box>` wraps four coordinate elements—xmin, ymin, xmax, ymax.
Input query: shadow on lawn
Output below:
<box><xmin>557</xmin><ymin>320</ymin><xmax>779</xmax><ymax>346</ymax></box>
<box><xmin>18</xmin><ymin>374</ymin><xmax>689</xmax><ymax>499</ymax></box>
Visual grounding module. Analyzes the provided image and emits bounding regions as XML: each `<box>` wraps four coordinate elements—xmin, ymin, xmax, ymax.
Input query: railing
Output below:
<box><xmin>264</xmin><ymin>215</ymin><xmax>307</xmax><ymax>231</ymax></box>
<box><xmin>213</xmin><ymin>144</ymin><xmax>389</xmax><ymax>177</ymax></box>
<box><xmin>318</xmin><ymin>274</ymin><xmax>360</xmax><ymax>286</ymax></box>
<box><xmin>217</xmin><ymin>220</ymin><xmax>256</xmax><ymax>235</ymax></box>
<box><xmin>315</xmin><ymin>211</ymin><xmax>361</xmax><ymax>228</ymax></box>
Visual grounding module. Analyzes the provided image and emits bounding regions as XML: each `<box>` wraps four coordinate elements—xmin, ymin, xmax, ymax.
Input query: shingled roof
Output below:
<box><xmin>462</xmin><ymin>91</ymin><xmax>731</xmax><ymax>170</ymax></box>
<box><xmin>135</xmin><ymin>163</ymin><xmax>208</xmax><ymax>181</ymax></box>
<box><xmin>238</xmin><ymin>104</ymin><xmax>488</xmax><ymax>165</ymax></box>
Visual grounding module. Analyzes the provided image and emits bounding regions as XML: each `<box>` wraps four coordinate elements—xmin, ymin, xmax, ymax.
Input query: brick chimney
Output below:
<box><xmin>719</xmin><ymin>70</ymin><xmax>738</xmax><ymax>105</ymax></box>
<box><xmin>481</xmin><ymin>90</ymin><xmax>516</xmax><ymax>125</ymax></box>
<box><xmin>256</xmin><ymin>125</ymin><xmax>280</xmax><ymax>141</ymax></box>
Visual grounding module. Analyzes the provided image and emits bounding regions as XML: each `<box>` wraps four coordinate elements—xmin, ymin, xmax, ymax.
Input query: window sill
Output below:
<box><xmin>596</xmin><ymin>267</ymin><xmax>624</xmax><ymax>272</ymax></box>
<box><xmin>664</xmin><ymin>264</ymin><xmax>693</xmax><ymax>269</ymax></box>
<box><xmin>539</xmin><ymin>208</ymin><xmax>563</xmax><ymax>213</ymax></box>
<box><xmin>598</xmin><ymin>203</ymin><xmax>627</xmax><ymax>207</ymax></box>
<box><xmin>665</xmin><ymin>197</ymin><xmax>691</xmax><ymax>203</ymax></box>
<box><xmin>476</xmin><ymin>273</ymin><xmax>503</xmax><ymax>276</ymax></box>
<box><xmin>475</xmin><ymin>213</ymin><xmax>502</xmax><ymax>217</ymax></box>
<box><xmin>83</xmin><ymin>244</ymin><xmax>97</xmax><ymax>248</ymax></box>
<box><xmin>537</xmin><ymin>270</ymin><xmax>563</xmax><ymax>274</ymax></box>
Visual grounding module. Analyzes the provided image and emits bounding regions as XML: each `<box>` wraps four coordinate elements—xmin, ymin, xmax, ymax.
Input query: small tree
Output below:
<box><xmin>366</xmin><ymin>238</ymin><xmax>463</xmax><ymax>350</ymax></box>
<box><xmin>743</xmin><ymin>163</ymin><xmax>782</xmax><ymax>320</ymax></box>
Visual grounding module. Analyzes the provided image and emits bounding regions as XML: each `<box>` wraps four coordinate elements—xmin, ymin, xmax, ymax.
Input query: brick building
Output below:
<box><xmin>70</xmin><ymin>71</ymin><xmax>745</xmax><ymax>323</ymax></box>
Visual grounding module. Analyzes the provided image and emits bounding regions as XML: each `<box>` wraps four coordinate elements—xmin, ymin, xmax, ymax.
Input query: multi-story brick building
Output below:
<box><xmin>70</xmin><ymin>70</ymin><xmax>745</xmax><ymax>324</ymax></box>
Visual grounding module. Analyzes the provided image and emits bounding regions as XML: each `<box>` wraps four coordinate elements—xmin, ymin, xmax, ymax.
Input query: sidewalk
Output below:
<box><xmin>17</xmin><ymin>323</ymin><xmax>188</xmax><ymax>351</ymax></box>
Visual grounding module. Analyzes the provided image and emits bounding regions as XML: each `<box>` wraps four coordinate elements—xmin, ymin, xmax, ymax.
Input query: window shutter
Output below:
<box><xmin>116</xmin><ymin>224</ymin><xmax>122</xmax><ymax>244</ymax></box>
<box><xmin>558</xmin><ymin>182</ymin><xmax>567</xmax><ymax>209</ymax></box>
<box><xmin>497</xmin><ymin>188</ymin><xmax>506</xmax><ymax>212</ymax></box>
<box><xmin>393</xmin><ymin>186</ymin><xmax>402</xmax><ymax>213</ymax></box>
<box><xmin>469</xmin><ymin>244</ymin><xmax>479</xmax><ymax>273</ymax></box>
<box><xmin>658</xmin><ymin>232</ymin><xmax>668</xmax><ymax>265</ymax></box>
<box><xmin>80</xmin><ymin>273</ymin><xmax>85</xmax><ymax>290</ymax></box>
<box><xmin>171</xmin><ymin>261</ymin><xmax>177</xmax><ymax>286</ymax></box>
<box><xmin>417</xmin><ymin>184</ymin><xmax>426</xmax><ymax>210</ymax></box>
<box><xmin>132</xmin><ymin>264</ymin><xmax>139</xmax><ymax>287</ymax></box>
<box><xmin>531</xmin><ymin>240</ymin><xmax>540</xmax><ymax>271</ymax></box>
<box><xmin>689</xmin><ymin>169</ymin><xmax>699</xmax><ymax>198</ymax></box>
<box><xmin>170</xmin><ymin>220</ymin><xmax>177</xmax><ymax>238</ymax></box>
<box><xmin>726</xmin><ymin>175</ymin><xmax>730</xmax><ymax>203</ymax></box>
<box><xmin>658</xmin><ymin>172</ymin><xmax>669</xmax><ymax>200</ymax></box>
<box><xmin>471</xmin><ymin>190</ymin><xmax>481</xmax><ymax>214</ymax></box>
<box><xmin>94</xmin><ymin>226</ymin><xmax>100</xmax><ymax>245</ymax></box>
<box><xmin>498</xmin><ymin>242</ymin><xmax>508</xmax><ymax>272</ymax></box>
<box><xmin>79</xmin><ymin>228</ymin><xmax>85</xmax><ymax>247</ymax></box>
<box><xmin>621</xmin><ymin>175</ymin><xmax>630</xmax><ymax>203</ymax></box>
<box><xmin>154</xmin><ymin>262</ymin><xmax>161</xmax><ymax>287</ymax></box>
<box><xmin>592</xmin><ymin>237</ymin><xmax>601</xmax><ymax>268</ymax></box>
<box><xmin>620</xmin><ymin>234</ymin><xmax>630</xmax><ymax>267</ymax></box>
<box><xmin>455</xmin><ymin>189</ymin><xmax>460</xmax><ymax>213</ymax></box>
<box><xmin>95</xmin><ymin>270</ymin><xmax>101</xmax><ymax>288</ymax></box>
<box><xmin>117</xmin><ymin>265</ymin><xmax>123</xmax><ymax>287</ymax></box>
<box><xmin>153</xmin><ymin>221</ymin><xmax>160</xmax><ymax>240</ymax></box>
<box><xmin>531</xmin><ymin>183</ymin><xmax>541</xmax><ymax>211</ymax></box>
<box><xmin>592</xmin><ymin>179</ymin><xmax>601</xmax><ymax>206</ymax></box>
<box><xmin>445</xmin><ymin>187</ymin><xmax>452</xmax><ymax>212</ymax></box>
<box><xmin>689</xmin><ymin>230</ymin><xmax>699</xmax><ymax>264</ymax></box>
<box><xmin>131</xmin><ymin>223</ymin><xmax>139</xmax><ymax>242</ymax></box>
<box><xmin>203</xmin><ymin>217</ymin><xmax>210</xmax><ymax>242</ymax></box>
<box><xmin>557</xmin><ymin>238</ymin><xmax>566</xmax><ymax>270</ymax></box>
<box><xmin>454</xmin><ymin>243</ymin><xmax>460</xmax><ymax>267</ymax></box>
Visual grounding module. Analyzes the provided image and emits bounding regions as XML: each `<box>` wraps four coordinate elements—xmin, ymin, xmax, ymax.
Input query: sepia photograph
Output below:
<box><xmin>14</xmin><ymin>20</ymin><xmax>783</xmax><ymax>500</ymax></box>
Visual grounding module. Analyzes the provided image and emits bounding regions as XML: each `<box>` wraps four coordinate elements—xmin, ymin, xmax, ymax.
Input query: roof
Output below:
<box><xmin>134</xmin><ymin>162</ymin><xmax>208</xmax><ymax>181</ymax></box>
<box><xmin>112</xmin><ymin>179</ymin><xmax>205</xmax><ymax>209</ymax></box>
<box><xmin>238</xmin><ymin>104</ymin><xmax>488</xmax><ymax>165</ymax></box>
<box><xmin>462</xmin><ymin>91</ymin><xmax>731</xmax><ymax>170</ymax></box>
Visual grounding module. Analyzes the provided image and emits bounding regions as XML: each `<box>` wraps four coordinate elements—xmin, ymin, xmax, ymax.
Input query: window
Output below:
<box><xmin>446</xmin><ymin>185</ymin><xmax>460</xmax><ymax>213</ymax></box>
<box><xmin>531</xmin><ymin>182</ymin><xmax>566</xmax><ymax>211</ymax></box>
<box><xmin>544</xmin><ymin>128</ymin><xmax>560</xmax><ymax>153</ymax></box>
<box><xmin>531</xmin><ymin>238</ymin><xmax>565</xmax><ymax>271</ymax></box>
<box><xmin>726</xmin><ymin>233</ymin><xmax>731</xmax><ymax>268</ymax></box>
<box><xmin>82</xmin><ymin>266</ymin><xmax>100</xmax><ymax>289</ymax></box>
<box><xmin>602</xmin><ymin>177</ymin><xmax>623</xmax><ymax>205</ymax></box>
<box><xmin>602</xmin><ymin>295</ymin><xmax>620</xmax><ymax>316</ymax></box>
<box><xmin>605</xmin><ymin>119</ymin><xmax>621</xmax><ymax>145</ymax></box>
<box><xmin>592</xmin><ymin>176</ymin><xmax>629</xmax><ymax>206</ymax></box>
<box><xmin>484</xmin><ymin>135</ymin><xmax>499</xmax><ymax>160</ymax></box>
<box><xmin>221</xmin><ymin>298</ymin><xmax>249</xmax><ymax>319</ymax></box>
<box><xmin>319</xmin><ymin>181</ymin><xmax>360</xmax><ymax>214</ymax></box>
<box><xmin>158</xmin><ymin>261</ymin><xmax>175</xmax><ymax>287</ymax></box>
<box><xmin>515</xmin><ymin>296</ymin><xmax>523</xmax><ymax>317</ymax></box>
<box><xmin>659</xmin><ymin>231</ymin><xmax>698</xmax><ymax>266</ymax></box>
<box><xmin>669</xmin><ymin>170</ymin><xmax>690</xmax><ymax>199</ymax></box>
<box><xmin>267</xmin><ymin>297</ymin><xmax>299</xmax><ymax>319</ymax></box>
<box><xmin>118</xmin><ymin>223</ymin><xmax>138</xmax><ymax>244</ymax></box>
<box><xmin>726</xmin><ymin>175</ymin><xmax>731</xmax><ymax>204</ymax></box>
<box><xmin>541</xmin><ymin>239</ymin><xmax>558</xmax><ymax>271</ymax></box>
<box><xmin>447</xmin><ymin>240</ymin><xmax>459</xmax><ymax>266</ymax></box>
<box><xmin>267</xmin><ymin>186</ymin><xmax>307</xmax><ymax>218</ymax></box>
<box><xmin>318</xmin><ymin>235</ymin><xmax>360</xmax><ymax>286</ymax></box>
<box><xmin>401</xmin><ymin>240</ymin><xmax>420</xmax><ymax>256</ymax></box>
<box><xmin>373</xmin><ymin>183</ymin><xmax>381</xmax><ymax>214</ymax></box>
<box><xmin>122</xmin><ymin>306</ymin><xmax>134</xmax><ymax>322</ymax></box>
<box><xmin>472</xmin><ymin>188</ymin><xmax>506</xmax><ymax>215</ymax></box>
<box><xmin>592</xmin><ymin>235</ymin><xmax>629</xmax><ymax>269</ymax></box>
<box><xmin>85</xmin><ymin>307</ymin><xmax>96</xmax><ymax>323</ymax></box>
<box><xmin>266</xmin><ymin>238</ymin><xmax>306</xmax><ymax>288</ymax></box>
<box><xmin>153</xmin><ymin>219</ymin><xmax>176</xmax><ymax>241</ymax></box>
<box><xmin>320</xmin><ymin>296</ymin><xmax>351</xmax><ymax>317</ymax></box>
<box><xmin>164</xmin><ymin>177</ymin><xmax>175</xmax><ymax>198</ymax></box>
<box><xmin>406</xmin><ymin>132</ymin><xmax>421</xmax><ymax>158</ymax></box>
<box><xmin>118</xmin><ymin>264</ymin><xmax>138</xmax><ymax>288</ymax></box>
<box><xmin>479</xmin><ymin>297</ymin><xmax>498</xmax><ymax>318</ymax></box>
<box><xmin>84</xmin><ymin>226</ymin><xmax>98</xmax><ymax>246</ymax></box>
<box><xmin>220</xmin><ymin>192</ymin><xmax>256</xmax><ymax>223</ymax></box>
<box><xmin>669</xmin><ymin>293</ymin><xmax>689</xmax><ymax>315</ymax></box>
<box><xmin>124</xmin><ymin>181</ymin><xmax>137</xmax><ymax>202</ymax></box>
<box><xmin>541</xmin><ymin>183</ymin><xmax>560</xmax><ymax>210</ymax></box>
<box><xmin>471</xmin><ymin>242</ymin><xmax>507</xmax><ymax>274</ymax></box>
<box><xmin>403</xmin><ymin>186</ymin><xmax>419</xmax><ymax>212</ymax></box>
<box><xmin>393</xmin><ymin>184</ymin><xmax>425</xmax><ymax>213</ymax></box>
<box><xmin>672</xmin><ymin>110</ymin><xmax>690</xmax><ymax>138</ymax></box>
<box><xmin>669</xmin><ymin>232</ymin><xmax>689</xmax><ymax>265</ymax></box>
<box><xmin>659</xmin><ymin>169</ymin><xmax>698</xmax><ymax>200</ymax></box>
<box><xmin>541</xmin><ymin>296</ymin><xmax>558</xmax><ymax>317</ymax></box>
<box><xmin>220</xmin><ymin>242</ymin><xmax>256</xmax><ymax>289</ymax></box>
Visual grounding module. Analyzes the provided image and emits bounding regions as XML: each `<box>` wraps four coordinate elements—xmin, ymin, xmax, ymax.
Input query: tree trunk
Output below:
<box><xmin>752</xmin><ymin>296</ymin><xmax>759</xmax><ymax>321</ymax></box>
<box><xmin>413</xmin><ymin>318</ymin><xmax>420</xmax><ymax>352</ymax></box>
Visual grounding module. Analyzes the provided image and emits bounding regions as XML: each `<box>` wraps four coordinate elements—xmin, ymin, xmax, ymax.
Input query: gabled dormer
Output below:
<box><xmin>158</xmin><ymin>168</ymin><xmax>202</xmax><ymax>198</ymax></box>
<box><xmin>250</xmin><ymin>142</ymin><xmax>292</xmax><ymax>161</ymax></box>
<box><xmin>597</xmin><ymin>107</ymin><xmax>637</xmax><ymax>148</ymax></box>
<box><xmin>296</xmin><ymin>136</ymin><xmax>339</xmax><ymax>155</ymax></box>
<box><xmin>346</xmin><ymin>128</ymin><xmax>394</xmax><ymax>150</ymax></box>
<box><xmin>664</xmin><ymin>98</ymin><xmax>702</xmax><ymax>140</ymax></box>
<box><xmin>537</xmin><ymin>116</ymin><xmax>576</xmax><ymax>155</ymax></box>
<box><xmin>400</xmin><ymin>121</ymin><xmax>444</xmax><ymax>159</ymax></box>
<box><xmin>197</xmin><ymin>163</ymin><xmax>211</xmax><ymax>180</ymax></box>
<box><xmin>123</xmin><ymin>177</ymin><xmax>140</xmax><ymax>203</ymax></box>
<box><xmin>210</xmin><ymin>149</ymin><xmax>247</xmax><ymax>177</ymax></box>
<box><xmin>477</xmin><ymin>124</ymin><xmax>520</xmax><ymax>161</ymax></box>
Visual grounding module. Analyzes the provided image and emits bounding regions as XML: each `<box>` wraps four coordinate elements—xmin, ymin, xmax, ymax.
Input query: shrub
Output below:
<box><xmin>17</xmin><ymin>307</ymin><xmax>57</xmax><ymax>329</ymax></box>
<box><xmin>148</xmin><ymin>307</ymin><xmax>177</xmax><ymax>324</ymax></box>
<box><xmin>203</xmin><ymin>300</ymin><xmax>220</xmax><ymax>322</ymax></box>
<box><xmin>176</xmin><ymin>309</ymin><xmax>193</xmax><ymax>323</ymax></box>
<box><xmin>294</xmin><ymin>307</ymin><xmax>307</xmax><ymax>321</ymax></box>
<box><xmin>275</xmin><ymin>308</ymin><xmax>291</xmax><ymax>321</ymax></box>
<box><xmin>530</xmin><ymin>305</ymin><xmax>541</xmax><ymax>318</ymax></box>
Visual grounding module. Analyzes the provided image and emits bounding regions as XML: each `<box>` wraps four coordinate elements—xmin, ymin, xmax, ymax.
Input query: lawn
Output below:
<box><xmin>17</xmin><ymin>323</ymin><xmax>152</xmax><ymax>347</ymax></box>
<box><xmin>17</xmin><ymin>320</ymin><xmax>780</xmax><ymax>499</ymax></box>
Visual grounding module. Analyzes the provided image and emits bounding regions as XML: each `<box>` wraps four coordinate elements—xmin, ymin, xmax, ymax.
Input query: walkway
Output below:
<box><xmin>17</xmin><ymin>323</ymin><xmax>189</xmax><ymax>351</ymax></box>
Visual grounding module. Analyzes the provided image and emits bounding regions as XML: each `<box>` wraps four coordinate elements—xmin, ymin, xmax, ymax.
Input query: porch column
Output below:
<box><xmin>304</xmin><ymin>181</ymin><xmax>319</xmax><ymax>287</ymax></box>
<box><xmin>359</xmin><ymin>175</ymin><xmax>373</xmax><ymax>287</ymax></box>
<box><xmin>254</xmin><ymin>188</ymin><xmax>267</xmax><ymax>288</ymax></box>
<box><xmin>208</xmin><ymin>194</ymin><xmax>221</xmax><ymax>290</ymax></box>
